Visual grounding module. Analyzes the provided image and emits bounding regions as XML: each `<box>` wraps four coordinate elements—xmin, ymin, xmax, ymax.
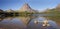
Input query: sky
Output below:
<box><xmin>0</xmin><ymin>0</ymin><xmax>60</xmax><ymax>12</ymax></box>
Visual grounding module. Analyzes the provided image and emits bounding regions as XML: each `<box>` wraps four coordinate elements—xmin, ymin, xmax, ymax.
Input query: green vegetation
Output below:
<box><xmin>42</xmin><ymin>8</ymin><xmax>60</xmax><ymax>24</ymax></box>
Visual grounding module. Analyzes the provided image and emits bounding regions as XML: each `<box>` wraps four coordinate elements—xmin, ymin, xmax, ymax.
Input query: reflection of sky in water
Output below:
<box><xmin>28</xmin><ymin>17</ymin><xmax>58</xmax><ymax>29</ymax></box>
<box><xmin>0</xmin><ymin>17</ymin><xmax>58</xmax><ymax>29</ymax></box>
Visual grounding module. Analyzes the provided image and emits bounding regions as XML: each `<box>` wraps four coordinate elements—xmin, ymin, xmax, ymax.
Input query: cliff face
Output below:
<box><xmin>56</xmin><ymin>4</ymin><xmax>60</xmax><ymax>11</ymax></box>
<box><xmin>42</xmin><ymin>4</ymin><xmax>60</xmax><ymax>14</ymax></box>
<box><xmin>56</xmin><ymin>4</ymin><xmax>60</xmax><ymax>9</ymax></box>
<box><xmin>18</xmin><ymin>3</ymin><xmax>37</xmax><ymax>13</ymax></box>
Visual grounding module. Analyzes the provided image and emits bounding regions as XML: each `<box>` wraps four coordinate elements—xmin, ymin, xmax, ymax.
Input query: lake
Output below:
<box><xmin>0</xmin><ymin>15</ymin><xmax>59</xmax><ymax>29</ymax></box>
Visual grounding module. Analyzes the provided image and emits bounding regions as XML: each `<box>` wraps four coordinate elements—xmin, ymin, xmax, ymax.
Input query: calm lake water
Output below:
<box><xmin>0</xmin><ymin>15</ymin><xmax>59</xmax><ymax>29</ymax></box>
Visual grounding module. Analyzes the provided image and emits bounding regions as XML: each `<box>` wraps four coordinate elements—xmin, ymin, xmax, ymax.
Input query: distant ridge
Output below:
<box><xmin>5</xmin><ymin>9</ymin><xmax>14</xmax><ymax>12</ymax></box>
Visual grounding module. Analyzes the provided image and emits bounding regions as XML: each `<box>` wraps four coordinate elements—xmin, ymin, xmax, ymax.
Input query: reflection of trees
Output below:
<box><xmin>0</xmin><ymin>18</ymin><xmax>4</xmax><ymax>22</ymax></box>
<box><xmin>0</xmin><ymin>17</ymin><xmax>14</xmax><ymax>22</ymax></box>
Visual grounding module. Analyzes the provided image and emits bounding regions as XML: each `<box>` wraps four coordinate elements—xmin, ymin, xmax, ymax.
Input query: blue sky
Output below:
<box><xmin>0</xmin><ymin>0</ymin><xmax>60</xmax><ymax>11</ymax></box>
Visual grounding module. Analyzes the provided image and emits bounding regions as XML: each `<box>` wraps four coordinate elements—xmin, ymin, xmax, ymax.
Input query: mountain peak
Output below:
<box><xmin>17</xmin><ymin>3</ymin><xmax>38</xmax><ymax>13</ymax></box>
<box><xmin>20</xmin><ymin>3</ymin><xmax>31</xmax><ymax>10</ymax></box>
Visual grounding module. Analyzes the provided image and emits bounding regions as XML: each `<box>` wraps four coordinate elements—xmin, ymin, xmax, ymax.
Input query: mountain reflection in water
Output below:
<box><xmin>0</xmin><ymin>16</ymin><xmax>59</xmax><ymax>29</ymax></box>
